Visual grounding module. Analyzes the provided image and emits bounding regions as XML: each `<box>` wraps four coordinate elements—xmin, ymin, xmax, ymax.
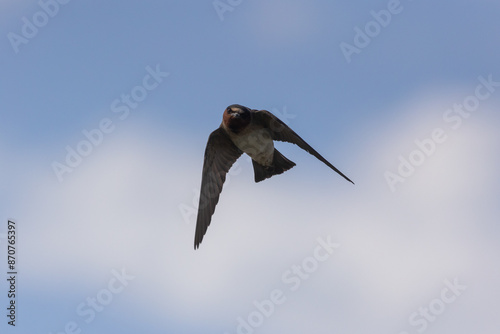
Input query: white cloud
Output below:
<box><xmin>6</xmin><ymin>96</ymin><xmax>500</xmax><ymax>333</ymax></box>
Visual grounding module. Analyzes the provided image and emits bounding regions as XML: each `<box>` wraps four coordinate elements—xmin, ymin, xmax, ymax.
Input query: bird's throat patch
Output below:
<box><xmin>223</xmin><ymin>113</ymin><xmax>250</xmax><ymax>133</ymax></box>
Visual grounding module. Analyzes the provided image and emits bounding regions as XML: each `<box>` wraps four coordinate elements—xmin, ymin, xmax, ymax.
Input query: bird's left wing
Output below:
<box><xmin>194</xmin><ymin>127</ymin><xmax>243</xmax><ymax>249</ymax></box>
<box><xmin>253</xmin><ymin>109</ymin><xmax>354</xmax><ymax>184</ymax></box>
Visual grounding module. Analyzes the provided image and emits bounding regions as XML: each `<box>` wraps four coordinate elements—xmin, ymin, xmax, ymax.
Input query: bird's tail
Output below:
<box><xmin>252</xmin><ymin>149</ymin><xmax>296</xmax><ymax>183</ymax></box>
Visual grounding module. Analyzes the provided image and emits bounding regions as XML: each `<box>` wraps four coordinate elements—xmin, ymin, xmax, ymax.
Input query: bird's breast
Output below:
<box><xmin>232</xmin><ymin>127</ymin><xmax>274</xmax><ymax>166</ymax></box>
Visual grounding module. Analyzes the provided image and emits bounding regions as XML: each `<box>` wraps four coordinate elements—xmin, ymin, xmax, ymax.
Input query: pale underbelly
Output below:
<box><xmin>232</xmin><ymin>128</ymin><xmax>274</xmax><ymax>166</ymax></box>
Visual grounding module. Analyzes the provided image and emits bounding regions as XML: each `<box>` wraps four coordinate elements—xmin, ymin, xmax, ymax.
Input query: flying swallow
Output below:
<box><xmin>194</xmin><ymin>104</ymin><xmax>353</xmax><ymax>249</ymax></box>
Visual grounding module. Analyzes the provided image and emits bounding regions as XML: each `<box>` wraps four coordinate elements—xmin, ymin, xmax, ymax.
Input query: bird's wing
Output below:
<box><xmin>194</xmin><ymin>127</ymin><xmax>243</xmax><ymax>249</ymax></box>
<box><xmin>253</xmin><ymin>109</ymin><xmax>354</xmax><ymax>184</ymax></box>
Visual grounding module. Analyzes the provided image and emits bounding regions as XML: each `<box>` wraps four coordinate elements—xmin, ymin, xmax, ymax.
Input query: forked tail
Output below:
<box><xmin>252</xmin><ymin>149</ymin><xmax>296</xmax><ymax>182</ymax></box>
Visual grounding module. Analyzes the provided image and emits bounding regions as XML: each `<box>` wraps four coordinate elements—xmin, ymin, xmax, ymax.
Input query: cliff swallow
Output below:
<box><xmin>194</xmin><ymin>104</ymin><xmax>353</xmax><ymax>249</ymax></box>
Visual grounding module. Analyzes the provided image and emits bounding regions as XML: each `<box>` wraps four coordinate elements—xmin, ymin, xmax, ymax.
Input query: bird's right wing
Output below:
<box><xmin>194</xmin><ymin>127</ymin><xmax>243</xmax><ymax>249</ymax></box>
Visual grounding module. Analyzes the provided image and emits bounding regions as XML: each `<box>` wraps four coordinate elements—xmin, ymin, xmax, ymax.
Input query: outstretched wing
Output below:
<box><xmin>194</xmin><ymin>127</ymin><xmax>243</xmax><ymax>249</ymax></box>
<box><xmin>253</xmin><ymin>109</ymin><xmax>354</xmax><ymax>184</ymax></box>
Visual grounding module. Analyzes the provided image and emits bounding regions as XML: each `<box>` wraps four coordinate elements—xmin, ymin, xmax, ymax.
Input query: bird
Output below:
<box><xmin>194</xmin><ymin>104</ymin><xmax>353</xmax><ymax>249</ymax></box>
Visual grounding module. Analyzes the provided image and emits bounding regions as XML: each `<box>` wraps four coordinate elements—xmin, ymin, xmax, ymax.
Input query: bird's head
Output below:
<box><xmin>222</xmin><ymin>104</ymin><xmax>251</xmax><ymax>133</ymax></box>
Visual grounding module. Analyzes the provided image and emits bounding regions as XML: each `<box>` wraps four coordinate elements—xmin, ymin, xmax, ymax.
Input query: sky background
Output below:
<box><xmin>1</xmin><ymin>0</ymin><xmax>500</xmax><ymax>333</ymax></box>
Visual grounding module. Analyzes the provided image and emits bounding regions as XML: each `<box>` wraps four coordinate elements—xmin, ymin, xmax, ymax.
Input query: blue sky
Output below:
<box><xmin>1</xmin><ymin>0</ymin><xmax>500</xmax><ymax>333</ymax></box>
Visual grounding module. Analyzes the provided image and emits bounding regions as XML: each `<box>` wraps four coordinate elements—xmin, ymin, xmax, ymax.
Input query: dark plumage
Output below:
<box><xmin>194</xmin><ymin>104</ymin><xmax>353</xmax><ymax>249</ymax></box>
